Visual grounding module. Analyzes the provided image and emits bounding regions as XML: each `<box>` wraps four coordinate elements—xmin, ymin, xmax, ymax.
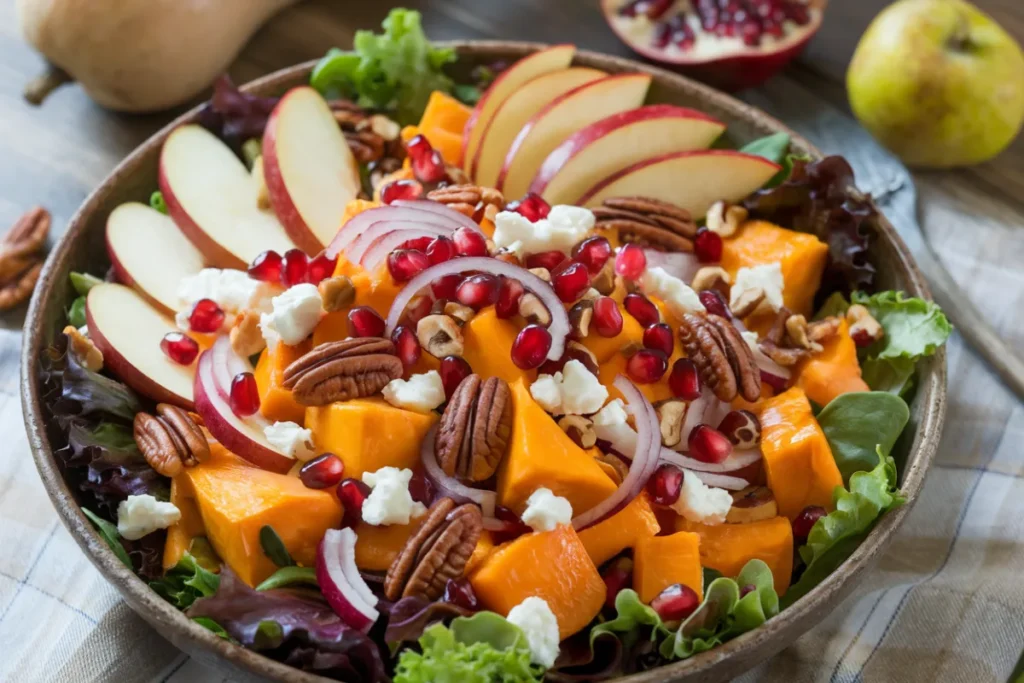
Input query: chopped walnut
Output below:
<box><xmin>63</xmin><ymin>325</ymin><xmax>103</xmax><ymax>371</ymax></box>
<box><xmin>691</xmin><ymin>266</ymin><xmax>731</xmax><ymax>295</ymax></box>
<box><xmin>416</xmin><ymin>315</ymin><xmax>464</xmax><ymax>357</ymax></box>
<box><xmin>558</xmin><ymin>415</ymin><xmax>597</xmax><ymax>449</ymax></box>
<box><xmin>705</xmin><ymin>201</ymin><xmax>748</xmax><ymax>238</ymax></box>
<box><xmin>518</xmin><ymin>292</ymin><xmax>551</xmax><ymax>325</ymax></box>
<box><xmin>807</xmin><ymin>316</ymin><xmax>842</xmax><ymax>343</ymax></box>
<box><xmin>656</xmin><ymin>399</ymin><xmax>688</xmax><ymax>448</ymax></box>
<box><xmin>784</xmin><ymin>314</ymin><xmax>823</xmax><ymax>353</ymax></box>
<box><xmin>528</xmin><ymin>267</ymin><xmax>551</xmax><ymax>282</ymax></box>
<box><xmin>847</xmin><ymin>304</ymin><xmax>884</xmax><ymax>347</ymax></box>
<box><xmin>366</xmin><ymin>114</ymin><xmax>401</xmax><ymax>141</ymax></box>
<box><xmin>444</xmin><ymin>301</ymin><xmax>476</xmax><ymax>325</ymax></box>
<box><xmin>318</xmin><ymin>276</ymin><xmax>356</xmax><ymax>313</ymax></box>
<box><xmin>230</xmin><ymin>311</ymin><xmax>266</xmax><ymax>357</ymax></box>
<box><xmin>730</xmin><ymin>286</ymin><xmax>766</xmax><ymax>318</ymax></box>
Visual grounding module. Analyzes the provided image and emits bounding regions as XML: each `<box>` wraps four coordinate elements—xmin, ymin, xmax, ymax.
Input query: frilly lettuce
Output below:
<box><xmin>150</xmin><ymin>551</ymin><xmax>220</xmax><ymax>609</ymax></box>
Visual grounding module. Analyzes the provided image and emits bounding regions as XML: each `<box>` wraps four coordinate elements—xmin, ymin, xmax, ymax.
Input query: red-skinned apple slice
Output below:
<box><xmin>263</xmin><ymin>86</ymin><xmax>361</xmax><ymax>253</ymax></box>
<box><xmin>496</xmin><ymin>73</ymin><xmax>653</xmax><ymax>198</ymax></box>
<box><xmin>529</xmin><ymin>105</ymin><xmax>727</xmax><ymax>205</ymax></box>
<box><xmin>461</xmin><ymin>44</ymin><xmax>577</xmax><ymax>171</ymax></box>
<box><xmin>579</xmin><ymin>150</ymin><xmax>781</xmax><ymax>218</ymax></box>
<box><xmin>159</xmin><ymin>124</ymin><xmax>295</xmax><ymax>269</ymax></box>
<box><xmin>106</xmin><ymin>202</ymin><xmax>206</xmax><ymax>315</ymax></box>
<box><xmin>471</xmin><ymin>67</ymin><xmax>607</xmax><ymax>187</ymax></box>
<box><xmin>86</xmin><ymin>283</ymin><xmax>195</xmax><ymax>408</ymax></box>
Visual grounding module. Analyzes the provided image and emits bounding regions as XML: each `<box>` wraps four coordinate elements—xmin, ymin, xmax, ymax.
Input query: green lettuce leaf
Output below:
<box><xmin>149</xmin><ymin>191</ymin><xmax>168</xmax><ymax>215</ymax></box>
<box><xmin>255</xmin><ymin>566</ymin><xmax>318</xmax><ymax>592</ymax></box>
<box><xmin>851</xmin><ymin>291</ymin><xmax>951</xmax><ymax>361</ymax></box>
<box><xmin>860</xmin><ymin>356</ymin><xmax>917</xmax><ymax>396</ymax></box>
<box><xmin>150</xmin><ymin>551</ymin><xmax>220</xmax><ymax>609</ymax></box>
<box><xmin>739</xmin><ymin>133</ymin><xmax>790</xmax><ymax>163</ymax></box>
<box><xmin>70</xmin><ymin>272</ymin><xmax>103</xmax><ymax>296</ymax></box>
<box><xmin>817</xmin><ymin>392</ymin><xmax>909</xmax><ymax>483</ymax></box>
<box><xmin>67</xmin><ymin>297</ymin><xmax>87</xmax><ymax>328</ymax></box>
<box><xmin>81</xmin><ymin>507</ymin><xmax>132</xmax><ymax>569</ymax></box>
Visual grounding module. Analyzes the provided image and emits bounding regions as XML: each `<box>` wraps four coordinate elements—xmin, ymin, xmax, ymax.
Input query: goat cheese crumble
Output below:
<box><xmin>177</xmin><ymin>268</ymin><xmax>276</xmax><ymax>315</ymax></box>
<box><xmin>361</xmin><ymin>467</ymin><xmax>427</xmax><ymax>526</ymax></box>
<box><xmin>521</xmin><ymin>487</ymin><xmax>573</xmax><ymax>532</ymax></box>
<box><xmin>259</xmin><ymin>283</ymin><xmax>323</xmax><ymax>348</ymax></box>
<box><xmin>730</xmin><ymin>262</ymin><xmax>784</xmax><ymax>313</ymax></box>
<box><xmin>506</xmin><ymin>596</ymin><xmax>560</xmax><ymax>668</ymax></box>
<box><xmin>492</xmin><ymin>205</ymin><xmax>595</xmax><ymax>257</ymax></box>
<box><xmin>264</xmin><ymin>421</ymin><xmax>315</xmax><ymax>461</ymax></box>
<box><xmin>671</xmin><ymin>470</ymin><xmax>733</xmax><ymax>525</ymax></box>
<box><xmin>591</xmin><ymin>398</ymin><xmax>638</xmax><ymax>453</ymax></box>
<box><xmin>529</xmin><ymin>360</ymin><xmax>608</xmax><ymax>415</ymax></box>
<box><xmin>382</xmin><ymin>370</ymin><xmax>446</xmax><ymax>413</ymax></box>
<box><xmin>640</xmin><ymin>266</ymin><xmax>705</xmax><ymax>318</ymax></box>
<box><xmin>117</xmin><ymin>494</ymin><xmax>181</xmax><ymax>541</ymax></box>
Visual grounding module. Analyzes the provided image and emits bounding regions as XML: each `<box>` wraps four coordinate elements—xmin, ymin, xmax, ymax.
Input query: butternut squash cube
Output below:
<box><xmin>757</xmin><ymin>387</ymin><xmax>843</xmax><ymax>519</ymax></box>
<box><xmin>577</xmin><ymin>491</ymin><xmax>660</xmax><ymax>568</ymax></box>
<box><xmin>632</xmin><ymin>531</ymin><xmax>703</xmax><ymax>603</ymax></box>
<box><xmin>404</xmin><ymin>91</ymin><xmax>473</xmax><ymax>165</ymax></box>
<box><xmin>460</xmin><ymin>308</ymin><xmax>524</xmax><ymax>384</ymax></box>
<box><xmin>796</xmin><ymin>319</ymin><xmax>869</xmax><ymax>406</ymax></box>
<box><xmin>598</xmin><ymin>347</ymin><xmax>683</xmax><ymax>405</ymax></box>
<box><xmin>354</xmin><ymin>520</ymin><xmax>420</xmax><ymax>572</ymax></box>
<box><xmin>677</xmin><ymin>517</ymin><xmax>793</xmax><ymax>596</ymax></box>
<box><xmin>469</xmin><ymin>524</ymin><xmax>605</xmax><ymax>639</ymax></box>
<box><xmin>465</xmin><ymin>530</ymin><xmax>495</xmax><ymax>576</ymax></box>
<box><xmin>253</xmin><ymin>339</ymin><xmax>310</xmax><ymax>424</ymax></box>
<box><xmin>582</xmin><ymin>303</ymin><xmax>644</xmax><ymax>363</ymax></box>
<box><xmin>305</xmin><ymin>398</ymin><xmax>438</xmax><ymax>479</ymax></box>
<box><xmin>163</xmin><ymin>476</ymin><xmax>206</xmax><ymax>569</ymax></box>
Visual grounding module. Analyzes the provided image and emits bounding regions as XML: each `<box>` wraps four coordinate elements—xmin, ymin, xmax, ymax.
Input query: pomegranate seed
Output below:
<box><xmin>381</xmin><ymin>179</ymin><xmax>424</xmax><ymax>204</ymax></box>
<box><xmin>425</xmin><ymin>236</ymin><xmax>456</xmax><ymax>265</ymax></box>
<box><xmin>387</xmin><ymin>248</ymin><xmax>430</xmax><ymax>282</ymax></box>
<box><xmin>408</xmin><ymin>470</ymin><xmax>435</xmax><ymax>506</ymax></box>
<box><xmin>188</xmin><ymin>299</ymin><xmax>225</xmax><ymax>333</ymax></box>
<box><xmin>693</xmin><ymin>227</ymin><xmax>723</xmax><ymax>263</ymax></box>
<box><xmin>431</xmin><ymin>273</ymin><xmax>463</xmax><ymax>300</ymax></box>
<box><xmin>404</xmin><ymin>295</ymin><xmax>433</xmax><ymax>327</ymax></box>
<box><xmin>851</xmin><ymin>328</ymin><xmax>876</xmax><ymax>348</ymax></box>
<box><xmin>792</xmin><ymin>505</ymin><xmax>827</xmax><ymax>543</ymax></box>
<box><xmin>699</xmin><ymin>289</ymin><xmax>731</xmax><ymax>318</ymax></box>
<box><xmin>573</xmin><ymin>236</ymin><xmax>612</xmax><ymax>274</ymax></box>
<box><xmin>615</xmin><ymin>244</ymin><xmax>647</xmax><ymax>280</ymax></box>
<box><xmin>248</xmin><ymin>250</ymin><xmax>283</xmax><ymax>282</ymax></box>
<box><xmin>538</xmin><ymin>345</ymin><xmax>599</xmax><ymax>377</ymax></box>
<box><xmin>391</xmin><ymin>325</ymin><xmax>421</xmax><ymax>368</ymax></box>
<box><xmin>452</xmin><ymin>227</ymin><xmax>488</xmax><ymax>257</ymax></box>
<box><xmin>495</xmin><ymin>277</ymin><xmax>525</xmax><ymax>319</ymax></box>
<box><xmin>651</xmin><ymin>584</ymin><xmax>700</xmax><ymax>622</ymax></box>
<box><xmin>624</xmin><ymin>293</ymin><xmax>660</xmax><ymax>327</ymax></box>
<box><xmin>337</xmin><ymin>478</ymin><xmax>372</xmax><ymax>528</ymax></box>
<box><xmin>299</xmin><ymin>454</ymin><xmax>344</xmax><ymax>489</ymax></box>
<box><xmin>626</xmin><ymin>349</ymin><xmax>667</xmax><ymax>384</ymax></box>
<box><xmin>601</xmin><ymin>557</ymin><xmax>633</xmax><ymax>610</ymax></box>
<box><xmin>669</xmin><ymin>358</ymin><xmax>702</xmax><ymax>400</ymax></box>
<box><xmin>456</xmin><ymin>273</ymin><xmax>499</xmax><ymax>310</ymax></box>
<box><xmin>647</xmin><ymin>463</ymin><xmax>683</xmax><ymax>505</ymax></box>
<box><xmin>718</xmin><ymin>409</ymin><xmax>762</xmax><ymax>447</ymax></box>
<box><xmin>443</xmin><ymin>578</ymin><xmax>480</xmax><ymax>611</ymax></box>
<box><xmin>511</xmin><ymin>325</ymin><xmax>552</xmax><ymax>370</ymax></box>
<box><xmin>160</xmin><ymin>332</ymin><xmax>199</xmax><ymax>365</ymax></box>
<box><xmin>552</xmin><ymin>262</ymin><xmax>591</xmax><ymax>303</ymax></box>
<box><xmin>282</xmin><ymin>249</ymin><xmax>310</xmax><ymax>286</ymax></box>
<box><xmin>407</xmin><ymin>134</ymin><xmax>447</xmax><ymax>183</ymax></box>
<box><xmin>400</xmin><ymin>236</ymin><xmax>434</xmax><ymax>252</ymax></box>
<box><xmin>525</xmin><ymin>250</ymin><xmax>566</xmax><ymax>272</ymax></box>
<box><xmin>229</xmin><ymin>372</ymin><xmax>260</xmax><ymax>417</ymax></box>
<box><xmin>348</xmin><ymin>306</ymin><xmax>385</xmax><ymax>337</ymax></box>
<box><xmin>688</xmin><ymin>424</ymin><xmax>733</xmax><ymax>464</ymax></box>
<box><xmin>490</xmin><ymin>505</ymin><xmax>532</xmax><ymax>544</ymax></box>
<box><xmin>307</xmin><ymin>252</ymin><xmax>338</xmax><ymax>284</ymax></box>
<box><xmin>439</xmin><ymin>356</ymin><xmax>472</xmax><ymax>399</ymax></box>
<box><xmin>506</xmin><ymin>192</ymin><xmax>551</xmax><ymax>222</ymax></box>
<box><xmin>643</xmin><ymin>323</ymin><xmax>674</xmax><ymax>356</ymax></box>
<box><xmin>592</xmin><ymin>297</ymin><xmax>623</xmax><ymax>337</ymax></box>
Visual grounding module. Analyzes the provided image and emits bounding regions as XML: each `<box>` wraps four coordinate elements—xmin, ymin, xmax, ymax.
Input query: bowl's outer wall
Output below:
<box><xmin>22</xmin><ymin>42</ymin><xmax>945</xmax><ymax>683</ymax></box>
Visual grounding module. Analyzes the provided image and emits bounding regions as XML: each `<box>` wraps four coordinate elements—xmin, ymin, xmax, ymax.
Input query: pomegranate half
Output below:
<box><xmin>601</xmin><ymin>0</ymin><xmax>827</xmax><ymax>91</ymax></box>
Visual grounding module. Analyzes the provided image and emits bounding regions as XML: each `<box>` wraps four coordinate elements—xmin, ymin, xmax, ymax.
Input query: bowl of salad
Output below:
<box><xmin>22</xmin><ymin>9</ymin><xmax>948</xmax><ymax>683</ymax></box>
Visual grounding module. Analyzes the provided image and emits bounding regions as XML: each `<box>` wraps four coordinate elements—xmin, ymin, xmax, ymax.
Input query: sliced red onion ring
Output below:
<box><xmin>688</xmin><ymin>470</ymin><xmax>749</xmax><ymax>491</ymax></box>
<box><xmin>211</xmin><ymin>336</ymin><xmax>272</xmax><ymax>428</ymax></box>
<box><xmin>421</xmin><ymin>425</ymin><xmax>496</xmax><ymax>517</ymax></box>
<box><xmin>360</xmin><ymin>230</ymin><xmax>445</xmax><ymax>273</ymax></box>
<box><xmin>346</xmin><ymin>220</ymin><xmax>451</xmax><ymax>263</ymax></box>
<box><xmin>572</xmin><ymin>377</ymin><xmax>661</xmax><ymax>531</ymax></box>
<box><xmin>730</xmin><ymin>317</ymin><xmax>792</xmax><ymax>382</ymax></box>
<box><xmin>643</xmin><ymin>249</ymin><xmax>700</xmax><ymax>283</ymax></box>
<box><xmin>393</xmin><ymin>199</ymin><xmax>484</xmax><ymax>231</ymax></box>
<box><xmin>385</xmin><ymin>257</ymin><xmax>568</xmax><ymax>362</ymax></box>
<box><xmin>316</xmin><ymin>529</ymin><xmax>379</xmax><ymax>632</ymax></box>
<box><xmin>659</xmin><ymin>446</ymin><xmax>761</xmax><ymax>474</ymax></box>
<box><xmin>326</xmin><ymin>205</ymin><xmax>463</xmax><ymax>259</ymax></box>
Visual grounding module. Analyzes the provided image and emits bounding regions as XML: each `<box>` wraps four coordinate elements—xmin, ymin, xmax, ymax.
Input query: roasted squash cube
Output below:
<box><xmin>632</xmin><ymin>531</ymin><xmax>703</xmax><ymax>603</ymax></box>
<box><xmin>460</xmin><ymin>308</ymin><xmax>523</xmax><ymax>384</ymax></box>
<box><xmin>577</xmin><ymin>491</ymin><xmax>660</xmax><ymax>567</ymax></box>
<box><xmin>253</xmin><ymin>339</ymin><xmax>310</xmax><ymax>424</ymax></box>
<box><xmin>678</xmin><ymin>517</ymin><xmax>793</xmax><ymax>596</ymax></box>
<box><xmin>795</xmin><ymin>318</ymin><xmax>869</xmax><ymax>406</ymax></box>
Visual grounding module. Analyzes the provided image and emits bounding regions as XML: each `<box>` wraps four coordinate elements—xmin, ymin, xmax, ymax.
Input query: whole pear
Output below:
<box><xmin>847</xmin><ymin>0</ymin><xmax>1024</xmax><ymax>168</ymax></box>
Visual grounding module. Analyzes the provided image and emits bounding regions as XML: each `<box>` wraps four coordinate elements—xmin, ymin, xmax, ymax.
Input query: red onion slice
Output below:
<box><xmin>421</xmin><ymin>425</ymin><xmax>496</xmax><ymax>517</ymax></box>
<box><xmin>316</xmin><ymin>529</ymin><xmax>379</xmax><ymax>632</ymax></box>
<box><xmin>359</xmin><ymin>230</ymin><xmax>445</xmax><ymax>273</ymax></box>
<box><xmin>326</xmin><ymin>205</ymin><xmax>463</xmax><ymax>259</ymax></box>
<box><xmin>643</xmin><ymin>249</ymin><xmax>700</xmax><ymax>283</ymax></box>
<box><xmin>730</xmin><ymin>317</ymin><xmax>792</xmax><ymax>381</ymax></box>
<box><xmin>688</xmin><ymin>470</ymin><xmax>749</xmax><ymax>491</ymax></box>
<box><xmin>385</xmin><ymin>257</ymin><xmax>568</xmax><ymax>362</ymax></box>
<box><xmin>659</xmin><ymin>446</ymin><xmax>761</xmax><ymax>474</ymax></box>
<box><xmin>393</xmin><ymin>199</ymin><xmax>484</xmax><ymax>231</ymax></box>
<box><xmin>346</xmin><ymin>220</ymin><xmax>451</xmax><ymax>263</ymax></box>
<box><xmin>572</xmin><ymin>377</ymin><xmax>661</xmax><ymax>531</ymax></box>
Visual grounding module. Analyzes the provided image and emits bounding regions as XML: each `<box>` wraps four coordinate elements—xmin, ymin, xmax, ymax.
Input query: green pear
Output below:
<box><xmin>847</xmin><ymin>0</ymin><xmax>1024</xmax><ymax>168</ymax></box>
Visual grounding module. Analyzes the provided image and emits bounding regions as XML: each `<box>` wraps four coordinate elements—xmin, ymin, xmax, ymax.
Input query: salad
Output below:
<box><xmin>43</xmin><ymin>9</ymin><xmax>950</xmax><ymax>682</ymax></box>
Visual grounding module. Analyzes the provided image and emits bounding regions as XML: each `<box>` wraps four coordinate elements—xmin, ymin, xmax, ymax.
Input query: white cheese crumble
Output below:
<box><xmin>382</xmin><ymin>370</ymin><xmax>446</xmax><ymax>413</ymax></box>
<box><xmin>259</xmin><ymin>283</ymin><xmax>323</xmax><ymax>348</ymax></box>
<box><xmin>117</xmin><ymin>494</ymin><xmax>181</xmax><ymax>541</ymax></box>
<box><xmin>361</xmin><ymin>467</ymin><xmax>428</xmax><ymax>526</ymax></box>
<box><xmin>591</xmin><ymin>398</ymin><xmax>638</xmax><ymax>454</ymax></box>
<box><xmin>529</xmin><ymin>360</ymin><xmax>608</xmax><ymax>416</ymax></box>
<box><xmin>177</xmin><ymin>268</ymin><xmax>276</xmax><ymax>315</ymax></box>
<box><xmin>671</xmin><ymin>470</ymin><xmax>733</xmax><ymax>525</ymax></box>
<box><xmin>506</xmin><ymin>597</ymin><xmax>560</xmax><ymax>668</ymax></box>
<box><xmin>640</xmin><ymin>266</ymin><xmax>705</xmax><ymax>318</ymax></box>
<box><xmin>521</xmin><ymin>487</ymin><xmax>573</xmax><ymax>532</ymax></box>
<box><xmin>492</xmin><ymin>205</ymin><xmax>595</xmax><ymax>257</ymax></box>
<box><xmin>264</xmin><ymin>421</ymin><xmax>315</xmax><ymax>461</ymax></box>
<box><xmin>730</xmin><ymin>263</ymin><xmax>784</xmax><ymax>313</ymax></box>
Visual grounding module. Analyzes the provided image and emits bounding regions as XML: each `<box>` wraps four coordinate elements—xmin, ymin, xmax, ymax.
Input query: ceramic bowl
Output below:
<box><xmin>21</xmin><ymin>41</ymin><xmax>946</xmax><ymax>683</ymax></box>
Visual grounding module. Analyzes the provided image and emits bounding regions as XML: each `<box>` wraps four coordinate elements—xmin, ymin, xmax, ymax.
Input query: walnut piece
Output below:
<box><xmin>63</xmin><ymin>325</ymin><xmax>103</xmax><ymax>371</ymax></box>
<box><xmin>318</xmin><ymin>276</ymin><xmax>356</xmax><ymax>313</ymax></box>
<box><xmin>518</xmin><ymin>292</ymin><xmax>551</xmax><ymax>325</ymax></box>
<box><xmin>230</xmin><ymin>311</ymin><xmax>266</xmax><ymax>358</ymax></box>
<box><xmin>655</xmin><ymin>399</ymin><xmax>688</xmax><ymax>448</ymax></box>
<box><xmin>416</xmin><ymin>314</ymin><xmax>464</xmax><ymax>357</ymax></box>
<box><xmin>784</xmin><ymin>314</ymin><xmax>823</xmax><ymax>353</ymax></box>
<box><xmin>691</xmin><ymin>266</ymin><xmax>731</xmax><ymax>294</ymax></box>
<box><xmin>730</xmin><ymin>286</ymin><xmax>766</xmax><ymax>319</ymax></box>
<box><xmin>705</xmin><ymin>201</ymin><xmax>748</xmax><ymax>238</ymax></box>
<box><xmin>846</xmin><ymin>304</ymin><xmax>884</xmax><ymax>347</ymax></box>
<box><xmin>558</xmin><ymin>415</ymin><xmax>597</xmax><ymax>449</ymax></box>
<box><xmin>443</xmin><ymin>301</ymin><xmax>476</xmax><ymax>325</ymax></box>
<box><xmin>568</xmin><ymin>299</ymin><xmax>593</xmax><ymax>339</ymax></box>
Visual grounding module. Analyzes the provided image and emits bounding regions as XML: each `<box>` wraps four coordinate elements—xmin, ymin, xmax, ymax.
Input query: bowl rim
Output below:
<box><xmin>20</xmin><ymin>40</ymin><xmax>946</xmax><ymax>683</ymax></box>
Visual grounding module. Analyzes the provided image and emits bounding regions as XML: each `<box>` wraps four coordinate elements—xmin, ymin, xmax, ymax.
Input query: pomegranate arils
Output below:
<box><xmin>624</xmin><ymin>293</ymin><xmax>660</xmax><ymax>327</ymax></box>
<box><xmin>688</xmin><ymin>424</ymin><xmax>733</xmax><ymax>464</ymax></box>
<box><xmin>572</xmin><ymin>236</ymin><xmax>613</xmax><ymax>274</ymax></box>
<box><xmin>669</xmin><ymin>358</ymin><xmax>702</xmax><ymax>400</ymax></box>
<box><xmin>282</xmin><ymin>248</ymin><xmax>310</xmax><ymax>286</ymax></box>
<box><xmin>400</xmin><ymin>236</ymin><xmax>434</xmax><ymax>253</ymax></box>
<box><xmin>443</xmin><ymin>578</ymin><xmax>480</xmax><ymax>611</ymax></box>
<box><xmin>407</xmin><ymin>134</ymin><xmax>447</xmax><ymax>184</ymax></box>
<box><xmin>439</xmin><ymin>356</ymin><xmax>472</xmax><ymax>399</ymax></box>
<box><xmin>495</xmin><ymin>277</ymin><xmax>525</xmax><ymax>319</ymax></box>
<box><xmin>452</xmin><ymin>226</ymin><xmax>488</xmax><ymax>257</ymax></box>
<box><xmin>160</xmin><ymin>332</ymin><xmax>199</xmax><ymax>365</ymax></box>
<box><xmin>693</xmin><ymin>227</ymin><xmax>723</xmax><ymax>263</ymax></box>
<box><xmin>643</xmin><ymin>323</ymin><xmax>674</xmax><ymax>356</ymax></box>
<box><xmin>348</xmin><ymin>306</ymin><xmax>386</xmax><ymax>338</ymax></box>
<box><xmin>525</xmin><ymin>250</ymin><xmax>566</xmax><ymax>272</ymax></box>
<box><xmin>718</xmin><ymin>409</ymin><xmax>762</xmax><ymax>447</ymax></box>
<box><xmin>408</xmin><ymin>470</ymin><xmax>436</xmax><ymax>506</ymax></box>
<box><xmin>491</xmin><ymin>504</ymin><xmax>533</xmax><ymax>543</ymax></box>
<box><xmin>506</xmin><ymin>192</ymin><xmax>551</xmax><ymax>222</ymax></box>
<box><xmin>651</xmin><ymin>583</ymin><xmax>700</xmax><ymax>622</ymax></box>
<box><xmin>552</xmin><ymin>262</ymin><xmax>591</xmax><ymax>303</ymax></box>
<box><xmin>387</xmin><ymin>248</ymin><xmax>430</xmax><ymax>282</ymax></box>
<box><xmin>431</xmin><ymin>274</ymin><xmax>463</xmax><ymax>300</ymax></box>
<box><xmin>511</xmin><ymin>325</ymin><xmax>552</xmax><ymax>370</ymax></box>
<box><xmin>229</xmin><ymin>372</ymin><xmax>260</xmax><ymax>417</ymax></box>
<box><xmin>299</xmin><ymin>454</ymin><xmax>345</xmax><ymax>490</ymax></box>
<box><xmin>337</xmin><ymin>478</ymin><xmax>372</xmax><ymax>528</ymax></box>
<box><xmin>601</xmin><ymin>557</ymin><xmax>634</xmax><ymax>610</ymax></box>
<box><xmin>647</xmin><ymin>463</ymin><xmax>684</xmax><ymax>505</ymax></box>
<box><xmin>391</xmin><ymin>325</ymin><xmax>421</xmax><ymax>368</ymax></box>
<box><xmin>248</xmin><ymin>250</ymin><xmax>283</xmax><ymax>282</ymax></box>
<box><xmin>592</xmin><ymin>296</ymin><xmax>624</xmax><ymax>337</ymax></box>
<box><xmin>456</xmin><ymin>273</ymin><xmax>500</xmax><ymax>310</ymax></box>
<box><xmin>620</xmin><ymin>0</ymin><xmax>674</xmax><ymax>20</ymax></box>
<box><xmin>189</xmin><ymin>298</ymin><xmax>225</xmax><ymax>333</ymax></box>
<box><xmin>614</xmin><ymin>243</ymin><xmax>647</xmax><ymax>280</ymax></box>
<box><xmin>307</xmin><ymin>252</ymin><xmax>338</xmax><ymax>284</ymax></box>
<box><xmin>850</xmin><ymin>328</ymin><xmax>876</xmax><ymax>348</ymax></box>
<box><xmin>699</xmin><ymin>289</ymin><xmax>731</xmax><ymax>318</ymax></box>
<box><xmin>792</xmin><ymin>505</ymin><xmax>827</xmax><ymax>543</ymax></box>
<box><xmin>425</xmin><ymin>236</ymin><xmax>456</xmax><ymax>265</ymax></box>
<box><xmin>626</xmin><ymin>348</ymin><xmax>668</xmax><ymax>383</ymax></box>
<box><xmin>381</xmin><ymin>179</ymin><xmax>424</xmax><ymax>205</ymax></box>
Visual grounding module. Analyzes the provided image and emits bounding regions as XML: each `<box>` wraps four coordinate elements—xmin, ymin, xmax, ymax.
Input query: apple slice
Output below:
<box><xmin>579</xmin><ymin>150</ymin><xmax>781</xmax><ymax>218</ymax></box>
<box><xmin>86</xmin><ymin>283</ymin><xmax>195</xmax><ymax>408</ymax></box>
<box><xmin>160</xmin><ymin>124</ymin><xmax>296</xmax><ymax>269</ymax></box>
<box><xmin>461</xmin><ymin>44</ymin><xmax>577</xmax><ymax>172</ymax></box>
<box><xmin>529</xmin><ymin>105</ymin><xmax>727</xmax><ymax>205</ymax></box>
<box><xmin>106</xmin><ymin>202</ymin><xmax>206</xmax><ymax>315</ymax></box>
<box><xmin>496</xmin><ymin>73</ymin><xmax>652</xmax><ymax>199</ymax></box>
<box><xmin>263</xmin><ymin>87</ymin><xmax>362</xmax><ymax>253</ymax></box>
<box><xmin>471</xmin><ymin>67</ymin><xmax>607</xmax><ymax>188</ymax></box>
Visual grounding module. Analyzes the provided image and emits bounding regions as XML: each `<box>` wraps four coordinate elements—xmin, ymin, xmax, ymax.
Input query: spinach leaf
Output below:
<box><xmin>259</xmin><ymin>525</ymin><xmax>295</xmax><ymax>568</ymax></box>
<box><xmin>860</xmin><ymin>357</ymin><xmax>917</xmax><ymax>396</ymax></box>
<box><xmin>817</xmin><ymin>392</ymin><xmax>909</xmax><ymax>483</ymax></box>
<box><xmin>739</xmin><ymin>132</ymin><xmax>791</xmax><ymax>163</ymax></box>
<box><xmin>82</xmin><ymin>507</ymin><xmax>132</xmax><ymax>569</ymax></box>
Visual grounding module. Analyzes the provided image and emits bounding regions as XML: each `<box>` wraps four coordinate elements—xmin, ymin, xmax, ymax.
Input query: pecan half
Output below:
<box><xmin>282</xmin><ymin>338</ymin><xmax>403</xmax><ymax>405</ymax></box>
<box><xmin>592</xmin><ymin>196</ymin><xmax>696</xmax><ymax>252</ymax></box>
<box><xmin>678</xmin><ymin>313</ymin><xmax>760</xmax><ymax>402</ymax></box>
<box><xmin>134</xmin><ymin>404</ymin><xmax>210</xmax><ymax>477</ymax></box>
<box><xmin>427</xmin><ymin>184</ymin><xmax>505</xmax><ymax>219</ymax></box>
<box><xmin>0</xmin><ymin>207</ymin><xmax>49</xmax><ymax>310</ymax></box>
<box><xmin>384</xmin><ymin>498</ymin><xmax>482</xmax><ymax>601</ymax></box>
<box><xmin>435</xmin><ymin>375</ymin><xmax>512</xmax><ymax>482</ymax></box>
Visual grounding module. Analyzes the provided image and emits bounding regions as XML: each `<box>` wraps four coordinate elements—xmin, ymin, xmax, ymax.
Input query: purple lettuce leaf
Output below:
<box><xmin>383</xmin><ymin>596</ymin><xmax>473</xmax><ymax>644</ymax></box>
<box><xmin>198</xmin><ymin>75</ymin><xmax>280</xmax><ymax>148</ymax></box>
